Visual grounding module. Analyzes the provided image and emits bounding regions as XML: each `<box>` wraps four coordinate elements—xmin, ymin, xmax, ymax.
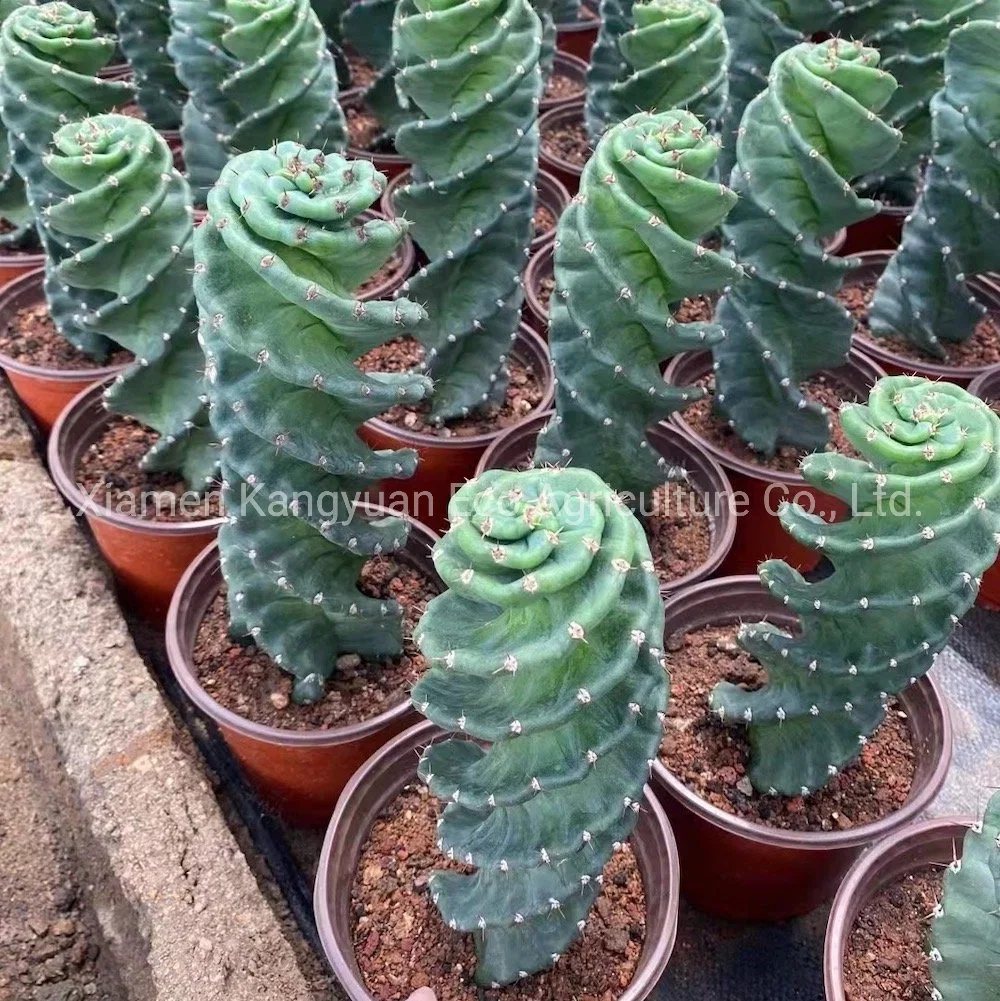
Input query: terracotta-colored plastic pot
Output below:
<box><xmin>839</xmin><ymin>204</ymin><xmax>911</xmax><ymax>256</ymax></box>
<box><xmin>543</xmin><ymin>51</ymin><xmax>588</xmax><ymax>112</ymax></box>
<box><xmin>651</xmin><ymin>575</ymin><xmax>954</xmax><ymax>922</ymax></box>
<box><xmin>538</xmin><ymin>102</ymin><xmax>587</xmax><ymax>195</ymax></box>
<box><xmin>48</xmin><ymin>379</ymin><xmax>224</xmax><ymax>625</ymax></box>
<box><xmin>0</xmin><ymin>269</ymin><xmax>128</xmax><ymax>433</ymax></box>
<box><xmin>556</xmin><ymin>0</ymin><xmax>600</xmax><ymax>60</ymax></box>
<box><xmin>968</xmin><ymin>363</ymin><xmax>1000</xmax><ymax>610</ymax></box>
<box><xmin>166</xmin><ymin>515</ymin><xmax>441</xmax><ymax>828</ymax></box>
<box><xmin>344</xmin><ymin>93</ymin><xmax>410</xmax><ymax>180</ymax></box>
<box><xmin>666</xmin><ymin>349</ymin><xmax>886</xmax><ymax>576</ymax></box>
<box><xmin>824</xmin><ymin>816</ymin><xmax>971</xmax><ymax>1001</ymax></box>
<box><xmin>0</xmin><ymin>244</ymin><xmax>45</xmax><ymax>294</ymax></box>
<box><xmin>849</xmin><ymin>250</ymin><xmax>1000</xmax><ymax>388</ymax></box>
<box><xmin>359</xmin><ymin>323</ymin><xmax>554</xmax><ymax>532</ymax></box>
<box><xmin>476</xmin><ymin>410</ymin><xmax>737</xmax><ymax>592</ymax></box>
<box><xmin>315</xmin><ymin>719</ymin><xmax>681</xmax><ymax>1001</ymax></box>
<box><xmin>97</xmin><ymin>62</ymin><xmax>132</xmax><ymax>82</ymax></box>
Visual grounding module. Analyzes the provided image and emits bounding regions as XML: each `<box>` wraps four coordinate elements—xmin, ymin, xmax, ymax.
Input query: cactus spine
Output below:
<box><xmin>392</xmin><ymin>0</ymin><xmax>544</xmax><ymax>422</ymax></box>
<box><xmin>193</xmin><ymin>143</ymin><xmax>430</xmax><ymax>703</ymax></box>
<box><xmin>713</xmin><ymin>39</ymin><xmax>901</xmax><ymax>457</ymax></box>
<box><xmin>712</xmin><ymin>376</ymin><xmax>1000</xmax><ymax>795</ymax></box>
<box><xmin>414</xmin><ymin>467</ymin><xmax>668</xmax><ymax>986</ymax></box>
<box><xmin>534</xmin><ymin>110</ymin><xmax>739</xmax><ymax>498</ymax></box>
<box><xmin>869</xmin><ymin>20</ymin><xmax>1000</xmax><ymax>356</ymax></box>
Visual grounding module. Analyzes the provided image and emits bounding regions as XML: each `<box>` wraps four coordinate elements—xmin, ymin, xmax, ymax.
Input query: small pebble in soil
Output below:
<box><xmin>543</xmin><ymin>72</ymin><xmax>584</xmax><ymax>104</ymax></box>
<box><xmin>541</xmin><ymin>118</ymin><xmax>590</xmax><ymax>168</ymax></box>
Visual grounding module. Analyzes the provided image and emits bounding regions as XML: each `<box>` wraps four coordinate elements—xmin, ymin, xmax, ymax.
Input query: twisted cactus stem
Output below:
<box><xmin>0</xmin><ymin>1</ymin><xmax>133</xmax><ymax>358</ymax></box>
<box><xmin>169</xmin><ymin>0</ymin><xmax>346</xmax><ymax>206</ymax></box>
<box><xmin>193</xmin><ymin>142</ymin><xmax>431</xmax><ymax>704</ymax></box>
<box><xmin>392</xmin><ymin>0</ymin><xmax>544</xmax><ymax>422</ymax></box>
<box><xmin>586</xmin><ymin>0</ymin><xmax>729</xmax><ymax>144</ymax></box>
<box><xmin>712</xmin><ymin>377</ymin><xmax>1000</xmax><ymax>796</ymax></box>
<box><xmin>0</xmin><ymin>0</ymin><xmax>35</xmax><ymax>250</ymax></box>
<box><xmin>44</xmin><ymin>115</ymin><xmax>214</xmax><ymax>485</ymax></box>
<box><xmin>869</xmin><ymin>20</ymin><xmax>1000</xmax><ymax>356</ymax></box>
<box><xmin>74</xmin><ymin>0</ymin><xmax>116</xmax><ymax>32</ymax></box>
<box><xmin>930</xmin><ymin>790</ymin><xmax>1000</xmax><ymax>1000</ymax></box>
<box><xmin>413</xmin><ymin>467</ymin><xmax>668</xmax><ymax>987</ymax></box>
<box><xmin>534</xmin><ymin>110</ymin><xmax>740</xmax><ymax>498</ymax></box>
<box><xmin>713</xmin><ymin>39</ymin><xmax>901</xmax><ymax>457</ymax></box>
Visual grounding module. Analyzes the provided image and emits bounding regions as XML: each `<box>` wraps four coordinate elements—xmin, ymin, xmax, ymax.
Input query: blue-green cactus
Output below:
<box><xmin>713</xmin><ymin>39</ymin><xmax>901</xmax><ymax>457</ymax></box>
<box><xmin>712</xmin><ymin>376</ymin><xmax>1000</xmax><ymax>795</ymax></box>
<box><xmin>392</xmin><ymin>0</ymin><xmax>544</xmax><ymax>422</ymax></box>
<box><xmin>413</xmin><ymin>467</ymin><xmax>668</xmax><ymax>986</ymax></box>
<box><xmin>534</xmin><ymin>109</ymin><xmax>740</xmax><ymax>498</ymax></box>
<box><xmin>193</xmin><ymin>142</ymin><xmax>431</xmax><ymax>703</ymax></box>
<box><xmin>340</xmin><ymin>0</ymin><xmax>394</xmax><ymax>70</ymax></box>
<box><xmin>0</xmin><ymin>0</ymin><xmax>36</xmax><ymax>250</ymax></box>
<box><xmin>74</xmin><ymin>0</ymin><xmax>116</xmax><ymax>32</ymax></box>
<box><xmin>869</xmin><ymin>19</ymin><xmax>1000</xmax><ymax>357</ymax></box>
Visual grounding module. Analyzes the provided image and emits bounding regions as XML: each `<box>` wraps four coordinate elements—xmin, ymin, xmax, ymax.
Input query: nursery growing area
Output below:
<box><xmin>0</xmin><ymin>0</ymin><xmax>998</xmax><ymax>999</ymax></box>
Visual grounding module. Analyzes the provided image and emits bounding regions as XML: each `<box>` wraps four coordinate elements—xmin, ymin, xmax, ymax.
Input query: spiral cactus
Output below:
<box><xmin>930</xmin><ymin>790</ymin><xmax>1000</xmax><ymax>1000</ymax></box>
<box><xmin>0</xmin><ymin>1</ymin><xmax>132</xmax><ymax>357</ymax></box>
<box><xmin>74</xmin><ymin>0</ymin><xmax>116</xmax><ymax>32</ymax></box>
<box><xmin>169</xmin><ymin>0</ymin><xmax>346</xmax><ymax>206</ymax></box>
<box><xmin>193</xmin><ymin>143</ymin><xmax>430</xmax><ymax>703</ymax></box>
<box><xmin>869</xmin><ymin>20</ymin><xmax>1000</xmax><ymax>356</ymax></box>
<box><xmin>712</xmin><ymin>377</ymin><xmax>1000</xmax><ymax>796</ymax></box>
<box><xmin>413</xmin><ymin>467</ymin><xmax>668</xmax><ymax>986</ymax></box>
<box><xmin>340</xmin><ymin>0</ymin><xmax>394</xmax><ymax>71</ymax></box>
<box><xmin>534</xmin><ymin>110</ymin><xmax>739</xmax><ymax>498</ymax></box>
<box><xmin>392</xmin><ymin>0</ymin><xmax>544</xmax><ymax>422</ymax></box>
<box><xmin>0</xmin><ymin>0</ymin><xmax>35</xmax><ymax>250</ymax></box>
<box><xmin>713</xmin><ymin>39</ymin><xmax>901</xmax><ymax>457</ymax></box>
<box><xmin>586</xmin><ymin>0</ymin><xmax>729</xmax><ymax>143</ymax></box>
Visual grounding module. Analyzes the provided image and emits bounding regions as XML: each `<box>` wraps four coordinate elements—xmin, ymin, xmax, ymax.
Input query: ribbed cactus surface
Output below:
<box><xmin>535</xmin><ymin>110</ymin><xmax>739</xmax><ymax>498</ymax></box>
<box><xmin>869</xmin><ymin>20</ymin><xmax>1000</xmax><ymax>356</ymax></box>
<box><xmin>193</xmin><ymin>143</ymin><xmax>430</xmax><ymax>703</ymax></box>
<box><xmin>0</xmin><ymin>0</ymin><xmax>35</xmax><ymax>249</ymax></box>
<box><xmin>930</xmin><ymin>790</ymin><xmax>1000</xmax><ymax>1000</ymax></box>
<box><xmin>414</xmin><ymin>467</ymin><xmax>668</xmax><ymax>986</ymax></box>
<box><xmin>712</xmin><ymin>377</ymin><xmax>1000</xmax><ymax>796</ymax></box>
<box><xmin>713</xmin><ymin>39</ymin><xmax>900</xmax><ymax>457</ymax></box>
<box><xmin>0</xmin><ymin>1</ymin><xmax>132</xmax><ymax>357</ymax></box>
<box><xmin>586</xmin><ymin>0</ymin><xmax>729</xmax><ymax>143</ymax></box>
<box><xmin>340</xmin><ymin>0</ymin><xmax>393</xmax><ymax>69</ymax></box>
<box><xmin>392</xmin><ymin>0</ymin><xmax>544</xmax><ymax>422</ymax></box>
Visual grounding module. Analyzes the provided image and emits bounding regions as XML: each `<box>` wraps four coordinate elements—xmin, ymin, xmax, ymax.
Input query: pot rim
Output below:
<box><xmin>165</xmin><ymin>509</ymin><xmax>441</xmax><ymax>748</ymax></box>
<box><xmin>542</xmin><ymin>51</ymin><xmax>588</xmax><ymax>111</ymax></box>
<box><xmin>0</xmin><ymin>248</ymin><xmax>46</xmax><ymax>270</ymax></box>
<box><xmin>539</xmin><ymin>102</ymin><xmax>587</xmax><ymax>180</ymax></box>
<box><xmin>651</xmin><ymin>574</ymin><xmax>955</xmax><ymax>852</ymax></box>
<box><xmin>968</xmin><ymin>362</ymin><xmax>1000</xmax><ymax>401</ymax></box>
<box><xmin>314</xmin><ymin>717</ymin><xmax>682</xmax><ymax>1001</ymax></box>
<box><xmin>343</xmin><ymin>92</ymin><xmax>410</xmax><ymax>169</ymax></box>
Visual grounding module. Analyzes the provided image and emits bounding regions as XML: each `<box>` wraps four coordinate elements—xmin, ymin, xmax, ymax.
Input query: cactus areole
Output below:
<box><xmin>413</xmin><ymin>467</ymin><xmax>669</xmax><ymax>986</ymax></box>
<box><xmin>712</xmin><ymin>376</ymin><xmax>1000</xmax><ymax>797</ymax></box>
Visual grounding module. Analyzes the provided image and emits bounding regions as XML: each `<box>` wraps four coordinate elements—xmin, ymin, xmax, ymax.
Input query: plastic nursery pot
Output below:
<box><xmin>0</xmin><ymin>243</ymin><xmax>46</xmax><ymax>295</ymax></box>
<box><xmin>343</xmin><ymin>94</ymin><xmax>410</xmax><ymax>180</ymax></box>
<box><xmin>824</xmin><ymin>816</ymin><xmax>971</xmax><ymax>1001</ymax></box>
<box><xmin>523</xmin><ymin>239</ymin><xmax>553</xmax><ymax>335</ymax></box>
<box><xmin>359</xmin><ymin>323</ymin><xmax>555</xmax><ymax>533</ymax></box>
<box><xmin>0</xmin><ymin>269</ymin><xmax>129</xmax><ymax>433</ymax></box>
<box><xmin>968</xmin><ymin>363</ymin><xmax>1000</xmax><ymax>610</ymax></box>
<box><xmin>542</xmin><ymin>51</ymin><xmax>589</xmax><ymax>113</ymax></box>
<box><xmin>475</xmin><ymin>411</ymin><xmax>737</xmax><ymax>592</ymax></box>
<box><xmin>651</xmin><ymin>575</ymin><xmax>954</xmax><ymax>922</ymax></box>
<box><xmin>538</xmin><ymin>102</ymin><xmax>587</xmax><ymax>195</ymax></box>
<box><xmin>556</xmin><ymin>0</ymin><xmax>601</xmax><ymax>61</ymax></box>
<box><xmin>666</xmin><ymin>349</ymin><xmax>886</xmax><ymax>576</ymax></box>
<box><xmin>48</xmin><ymin>380</ymin><xmax>224</xmax><ymax>625</ymax></box>
<box><xmin>839</xmin><ymin>205</ymin><xmax>911</xmax><ymax>256</ymax></box>
<box><xmin>97</xmin><ymin>62</ymin><xmax>132</xmax><ymax>82</ymax></box>
<box><xmin>849</xmin><ymin>250</ymin><xmax>1000</xmax><ymax>388</ymax></box>
<box><xmin>315</xmin><ymin>719</ymin><xmax>682</xmax><ymax>1001</ymax></box>
<box><xmin>165</xmin><ymin>513</ymin><xmax>441</xmax><ymax>828</ymax></box>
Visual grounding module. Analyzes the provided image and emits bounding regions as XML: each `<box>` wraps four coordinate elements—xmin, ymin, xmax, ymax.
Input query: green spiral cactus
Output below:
<box><xmin>0</xmin><ymin>1</ymin><xmax>133</xmax><ymax>358</ymax></box>
<box><xmin>193</xmin><ymin>142</ymin><xmax>431</xmax><ymax>703</ymax></box>
<box><xmin>44</xmin><ymin>115</ymin><xmax>214</xmax><ymax>485</ymax></box>
<box><xmin>74</xmin><ymin>0</ymin><xmax>116</xmax><ymax>32</ymax></box>
<box><xmin>869</xmin><ymin>20</ymin><xmax>1000</xmax><ymax>357</ymax></box>
<box><xmin>340</xmin><ymin>0</ymin><xmax>394</xmax><ymax>70</ymax></box>
<box><xmin>713</xmin><ymin>39</ymin><xmax>901</xmax><ymax>458</ymax></box>
<box><xmin>585</xmin><ymin>0</ymin><xmax>729</xmax><ymax>144</ymax></box>
<box><xmin>711</xmin><ymin>376</ymin><xmax>1000</xmax><ymax>796</ymax></box>
<box><xmin>169</xmin><ymin>0</ymin><xmax>346</xmax><ymax>206</ymax></box>
<box><xmin>0</xmin><ymin>0</ymin><xmax>35</xmax><ymax>250</ymax></box>
<box><xmin>929</xmin><ymin>790</ymin><xmax>1000</xmax><ymax>1000</ymax></box>
<box><xmin>413</xmin><ymin>467</ymin><xmax>668</xmax><ymax>987</ymax></box>
<box><xmin>392</xmin><ymin>0</ymin><xmax>544</xmax><ymax>422</ymax></box>
<box><xmin>534</xmin><ymin>110</ymin><xmax>739</xmax><ymax>498</ymax></box>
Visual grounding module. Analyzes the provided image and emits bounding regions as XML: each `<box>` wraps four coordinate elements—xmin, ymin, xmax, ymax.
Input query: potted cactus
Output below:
<box><xmin>167</xmin><ymin>142</ymin><xmax>440</xmax><ymax>826</ymax></box>
<box><xmin>0</xmin><ymin>1</ymin><xmax>134</xmax><ymax>429</ymax></box>
<box><xmin>315</xmin><ymin>467</ymin><xmax>681</xmax><ymax>999</ymax></box>
<box><xmin>651</xmin><ymin>375</ymin><xmax>998</xmax><ymax>920</ymax></box>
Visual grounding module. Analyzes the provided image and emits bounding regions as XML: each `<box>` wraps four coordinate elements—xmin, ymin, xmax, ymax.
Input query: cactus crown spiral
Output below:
<box><xmin>413</xmin><ymin>467</ymin><xmax>668</xmax><ymax>986</ymax></box>
<box><xmin>712</xmin><ymin>376</ymin><xmax>1000</xmax><ymax>796</ymax></box>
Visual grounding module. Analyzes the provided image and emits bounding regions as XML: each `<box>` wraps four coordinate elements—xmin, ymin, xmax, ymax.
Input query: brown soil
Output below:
<box><xmin>673</xmin><ymin>296</ymin><xmax>714</xmax><ymax>324</ymax></box>
<box><xmin>347</xmin><ymin>104</ymin><xmax>395</xmax><ymax>155</ymax></box>
<box><xmin>645</xmin><ymin>481</ymin><xmax>712</xmax><ymax>585</ymax></box>
<box><xmin>683</xmin><ymin>371</ymin><xmax>859</xmax><ymax>474</ymax></box>
<box><xmin>351</xmin><ymin>783</ymin><xmax>647</xmax><ymax>1001</ymax></box>
<box><xmin>192</xmin><ymin>555</ymin><xmax>439</xmax><ymax>730</ymax></box>
<box><xmin>347</xmin><ymin>50</ymin><xmax>378</xmax><ymax>90</ymax></box>
<box><xmin>75</xmin><ymin>415</ymin><xmax>221</xmax><ymax>523</ymax></box>
<box><xmin>536</xmin><ymin>273</ymin><xmax>556</xmax><ymax>314</ymax></box>
<box><xmin>357</xmin><ymin>336</ymin><xmax>546</xmax><ymax>437</ymax></box>
<box><xmin>0</xmin><ymin>302</ymin><xmax>132</xmax><ymax>370</ymax></box>
<box><xmin>842</xmin><ymin>866</ymin><xmax>941</xmax><ymax>1001</ymax></box>
<box><xmin>357</xmin><ymin>250</ymin><xmax>407</xmax><ymax>298</ymax></box>
<box><xmin>541</xmin><ymin>118</ymin><xmax>590</xmax><ymax>169</ymax></box>
<box><xmin>533</xmin><ymin>203</ymin><xmax>557</xmax><ymax>242</ymax></box>
<box><xmin>843</xmin><ymin>277</ymin><xmax>1000</xmax><ymax>369</ymax></box>
<box><xmin>659</xmin><ymin>623</ymin><xmax>917</xmax><ymax>832</ymax></box>
<box><xmin>544</xmin><ymin>71</ymin><xmax>584</xmax><ymax>105</ymax></box>
<box><xmin>114</xmin><ymin>101</ymin><xmax>145</xmax><ymax>120</ymax></box>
